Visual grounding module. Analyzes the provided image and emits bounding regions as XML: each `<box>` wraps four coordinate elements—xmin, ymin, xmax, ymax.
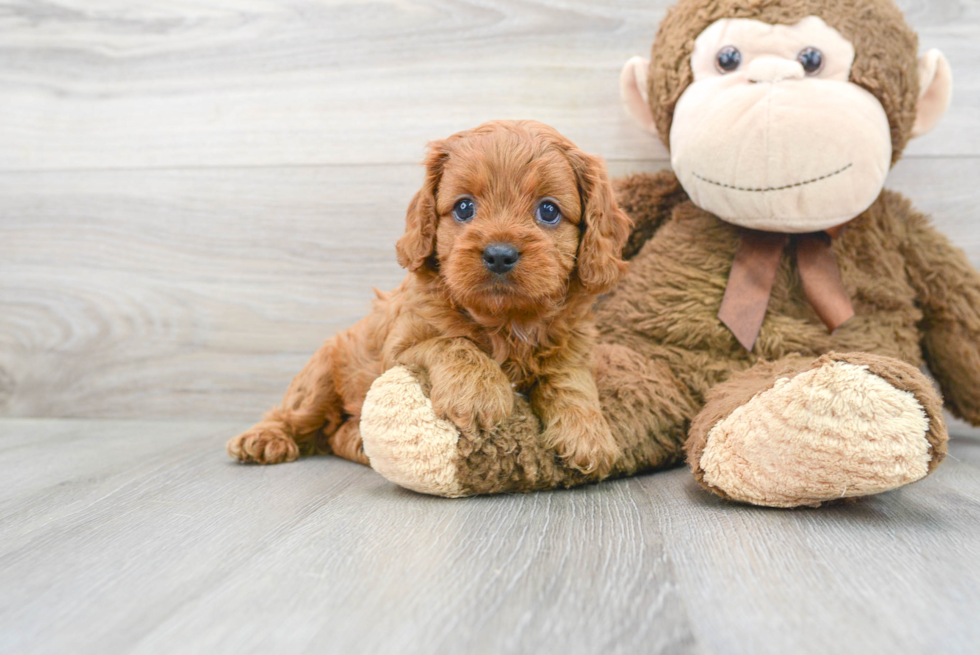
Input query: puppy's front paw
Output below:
<box><xmin>227</xmin><ymin>422</ymin><xmax>299</xmax><ymax>464</ymax></box>
<box><xmin>543</xmin><ymin>409</ymin><xmax>621</xmax><ymax>478</ymax></box>
<box><xmin>430</xmin><ymin>371</ymin><xmax>514</xmax><ymax>432</ymax></box>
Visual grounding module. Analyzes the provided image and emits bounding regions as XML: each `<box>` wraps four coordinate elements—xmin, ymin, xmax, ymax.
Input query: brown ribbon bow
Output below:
<box><xmin>718</xmin><ymin>227</ymin><xmax>854</xmax><ymax>351</ymax></box>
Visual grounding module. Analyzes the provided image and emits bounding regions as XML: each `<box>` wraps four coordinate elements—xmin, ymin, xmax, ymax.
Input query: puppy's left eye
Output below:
<box><xmin>536</xmin><ymin>200</ymin><xmax>561</xmax><ymax>225</ymax></box>
<box><xmin>453</xmin><ymin>198</ymin><xmax>475</xmax><ymax>222</ymax></box>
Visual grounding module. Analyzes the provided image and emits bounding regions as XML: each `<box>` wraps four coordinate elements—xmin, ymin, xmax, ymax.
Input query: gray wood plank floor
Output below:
<box><xmin>0</xmin><ymin>0</ymin><xmax>977</xmax><ymax>171</ymax></box>
<box><xmin>1</xmin><ymin>418</ymin><xmax>979</xmax><ymax>655</ymax></box>
<box><xmin>2</xmin><ymin>1</ymin><xmax>980</xmax><ymax>653</ymax></box>
<box><xmin>1</xmin><ymin>0</ymin><xmax>979</xmax><ymax>419</ymax></box>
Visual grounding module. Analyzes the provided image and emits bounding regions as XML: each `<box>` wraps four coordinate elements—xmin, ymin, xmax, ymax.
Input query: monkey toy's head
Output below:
<box><xmin>621</xmin><ymin>0</ymin><xmax>952</xmax><ymax>233</ymax></box>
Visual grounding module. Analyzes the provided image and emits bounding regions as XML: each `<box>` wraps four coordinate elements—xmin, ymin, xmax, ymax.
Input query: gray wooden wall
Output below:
<box><xmin>1</xmin><ymin>0</ymin><xmax>978</xmax><ymax>420</ymax></box>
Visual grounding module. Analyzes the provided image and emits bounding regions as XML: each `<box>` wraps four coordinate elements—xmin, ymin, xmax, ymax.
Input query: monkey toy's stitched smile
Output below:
<box><xmin>692</xmin><ymin>163</ymin><xmax>853</xmax><ymax>193</ymax></box>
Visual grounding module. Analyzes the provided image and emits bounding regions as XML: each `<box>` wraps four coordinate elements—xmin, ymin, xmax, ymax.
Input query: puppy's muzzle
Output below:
<box><xmin>483</xmin><ymin>243</ymin><xmax>520</xmax><ymax>274</ymax></box>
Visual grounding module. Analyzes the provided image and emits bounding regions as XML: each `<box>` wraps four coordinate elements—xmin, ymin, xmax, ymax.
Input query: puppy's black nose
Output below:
<box><xmin>483</xmin><ymin>243</ymin><xmax>520</xmax><ymax>274</ymax></box>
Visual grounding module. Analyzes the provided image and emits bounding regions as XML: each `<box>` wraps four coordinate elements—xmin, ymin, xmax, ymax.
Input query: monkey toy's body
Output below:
<box><xmin>594</xmin><ymin>172</ymin><xmax>975</xmax><ymax>506</ymax></box>
<box><xmin>357</xmin><ymin>0</ymin><xmax>980</xmax><ymax>507</ymax></box>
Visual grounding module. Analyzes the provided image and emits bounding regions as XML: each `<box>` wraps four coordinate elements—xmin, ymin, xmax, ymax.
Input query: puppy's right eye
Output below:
<box><xmin>453</xmin><ymin>198</ymin><xmax>475</xmax><ymax>222</ymax></box>
<box><xmin>536</xmin><ymin>200</ymin><xmax>561</xmax><ymax>225</ymax></box>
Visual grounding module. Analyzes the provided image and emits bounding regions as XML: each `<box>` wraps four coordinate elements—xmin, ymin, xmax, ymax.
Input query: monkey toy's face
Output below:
<box><xmin>671</xmin><ymin>17</ymin><xmax>889</xmax><ymax>232</ymax></box>
<box><xmin>621</xmin><ymin>4</ymin><xmax>952</xmax><ymax>234</ymax></box>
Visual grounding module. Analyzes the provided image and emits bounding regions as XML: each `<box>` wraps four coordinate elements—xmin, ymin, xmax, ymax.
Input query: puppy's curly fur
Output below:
<box><xmin>227</xmin><ymin>120</ymin><xmax>631</xmax><ymax>476</ymax></box>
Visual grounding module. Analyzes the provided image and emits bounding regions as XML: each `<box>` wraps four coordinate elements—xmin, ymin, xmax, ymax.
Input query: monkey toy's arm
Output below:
<box><xmin>899</xmin><ymin>196</ymin><xmax>980</xmax><ymax>426</ymax></box>
<box><xmin>614</xmin><ymin>169</ymin><xmax>689</xmax><ymax>260</ymax></box>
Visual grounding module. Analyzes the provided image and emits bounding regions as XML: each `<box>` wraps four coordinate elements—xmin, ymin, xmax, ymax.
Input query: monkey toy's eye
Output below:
<box><xmin>536</xmin><ymin>200</ymin><xmax>562</xmax><ymax>225</ymax></box>
<box><xmin>797</xmin><ymin>47</ymin><xmax>824</xmax><ymax>75</ymax></box>
<box><xmin>453</xmin><ymin>198</ymin><xmax>475</xmax><ymax>222</ymax></box>
<box><xmin>716</xmin><ymin>46</ymin><xmax>742</xmax><ymax>73</ymax></box>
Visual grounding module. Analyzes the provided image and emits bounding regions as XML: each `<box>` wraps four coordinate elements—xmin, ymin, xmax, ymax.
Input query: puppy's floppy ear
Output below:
<box><xmin>565</xmin><ymin>148</ymin><xmax>632</xmax><ymax>294</ymax></box>
<box><xmin>396</xmin><ymin>140</ymin><xmax>450</xmax><ymax>272</ymax></box>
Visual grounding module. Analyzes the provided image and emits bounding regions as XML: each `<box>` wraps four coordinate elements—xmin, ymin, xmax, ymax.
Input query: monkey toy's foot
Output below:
<box><xmin>686</xmin><ymin>353</ymin><xmax>949</xmax><ymax>508</ymax></box>
<box><xmin>360</xmin><ymin>366</ymin><xmax>593</xmax><ymax>497</ymax></box>
<box><xmin>359</xmin><ymin>367</ymin><xmax>467</xmax><ymax>497</ymax></box>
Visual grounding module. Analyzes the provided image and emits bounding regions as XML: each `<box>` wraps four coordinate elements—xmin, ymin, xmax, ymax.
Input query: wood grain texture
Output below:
<box><xmin>2</xmin><ymin>158</ymin><xmax>979</xmax><ymax>419</ymax></box>
<box><xmin>642</xmin><ymin>419</ymin><xmax>980</xmax><ymax>655</ymax></box>
<box><xmin>0</xmin><ymin>0</ymin><xmax>977</xmax><ymax>172</ymax></box>
<box><xmin>1</xmin><ymin>418</ymin><xmax>978</xmax><ymax>654</ymax></box>
<box><xmin>1</xmin><ymin>0</ymin><xmax>978</xmax><ymax>420</ymax></box>
<box><xmin>0</xmin><ymin>165</ymin><xmax>415</xmax><ymax>418</ymax></box>
<box><xmin>0</xmin><ymin>419</ymin><xmax>699</xmax><ymax>655</ymax></box>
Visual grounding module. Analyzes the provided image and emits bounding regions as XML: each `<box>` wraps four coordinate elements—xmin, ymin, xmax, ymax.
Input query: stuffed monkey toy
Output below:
<box><xmin>357</xmin><ymin>0</ymin><xmax>978</xmax><ymax>508</ymax></box>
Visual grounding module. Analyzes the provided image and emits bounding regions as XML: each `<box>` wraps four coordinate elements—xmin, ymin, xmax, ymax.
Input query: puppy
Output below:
<box><xmin>227</xmin><ymin>120</ymin><xmax>631</xmax><ymax>476</ymax></box>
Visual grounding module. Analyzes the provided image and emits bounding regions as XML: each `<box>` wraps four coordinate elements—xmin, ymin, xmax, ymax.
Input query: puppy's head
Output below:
<box><xmin>396</xmin><ymin>121</ymin><xmax>631</xmax><ymax>319</ymax></box>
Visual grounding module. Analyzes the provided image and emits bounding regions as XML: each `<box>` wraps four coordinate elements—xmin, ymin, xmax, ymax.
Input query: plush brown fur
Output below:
<box><xmin>647</xmin><ymin>0</ymin><xmax>920</xmax><ymax>164</ymax></box>
<box><xmin>227</xmin><ymin>120</ymin><xmax>631</xmax><ymax>476</ymax></box>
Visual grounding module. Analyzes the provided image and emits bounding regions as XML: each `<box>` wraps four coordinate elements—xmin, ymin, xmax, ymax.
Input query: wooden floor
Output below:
<box><xmin>2</xmin><ymin>1</ymin><xmax>980</xmax><ymax>653</ymax></box>
<box><xmin>1</xmin><ymin>418</ymin><xmax>979</xmax><ymax>655</ymax></box>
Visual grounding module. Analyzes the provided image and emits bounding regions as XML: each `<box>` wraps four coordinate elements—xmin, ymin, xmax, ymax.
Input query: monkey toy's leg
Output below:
<box><xmin>227</xmin><ymin>338</ymin><xmax>345</xmax><ymax>465</ymax></box>
<box><xmin>591</xmin><ymin>344</ymin><xmax>699</xmax><ymax>478</ymax></box>
<box><xmin>359</xmin><ymin>344</ymin><xmax>700</xmax><ymax>497</ymax></box>
<box><xmin>685</xmin><ymin>352</ymin><xmax>949</xmax><ymax>508</ymax></box>
<box><xmin>901</xmin><ymin>205</ymin><xmax>980</xmax><ymax>427</ymax></box>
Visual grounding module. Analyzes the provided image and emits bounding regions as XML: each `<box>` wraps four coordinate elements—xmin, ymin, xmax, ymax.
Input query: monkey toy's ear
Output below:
<box><xmin>911</xmin><ymin>49</ymin><xmax>953</xmax><ymax>138</ymax></box>
<box><xmin>620</xmin><ymin>56</ymin><xmax>659</xmax><ymax>138</ymax></box>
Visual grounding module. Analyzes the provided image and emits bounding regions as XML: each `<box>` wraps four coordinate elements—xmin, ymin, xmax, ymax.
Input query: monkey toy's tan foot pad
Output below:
<box><xmin>360</xmin><ymin>366</ymin><xmax>467</xmax><ymax>497</ymax></box>
<box><xmin>361</xmin><ymin>366</ymin><xmax>592</xmax><ymax>497</ymax></box>
<box><xmin>686</xmin><ymin>353</ymin><xmax>948</xmax><ymax>508</ymax></box>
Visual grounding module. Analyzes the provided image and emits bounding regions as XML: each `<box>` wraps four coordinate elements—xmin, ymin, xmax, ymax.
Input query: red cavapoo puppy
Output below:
<box><xmin>227</xmin><ymin>120</ymin><xmax>631</xmax><ymax>476</ymax></box>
